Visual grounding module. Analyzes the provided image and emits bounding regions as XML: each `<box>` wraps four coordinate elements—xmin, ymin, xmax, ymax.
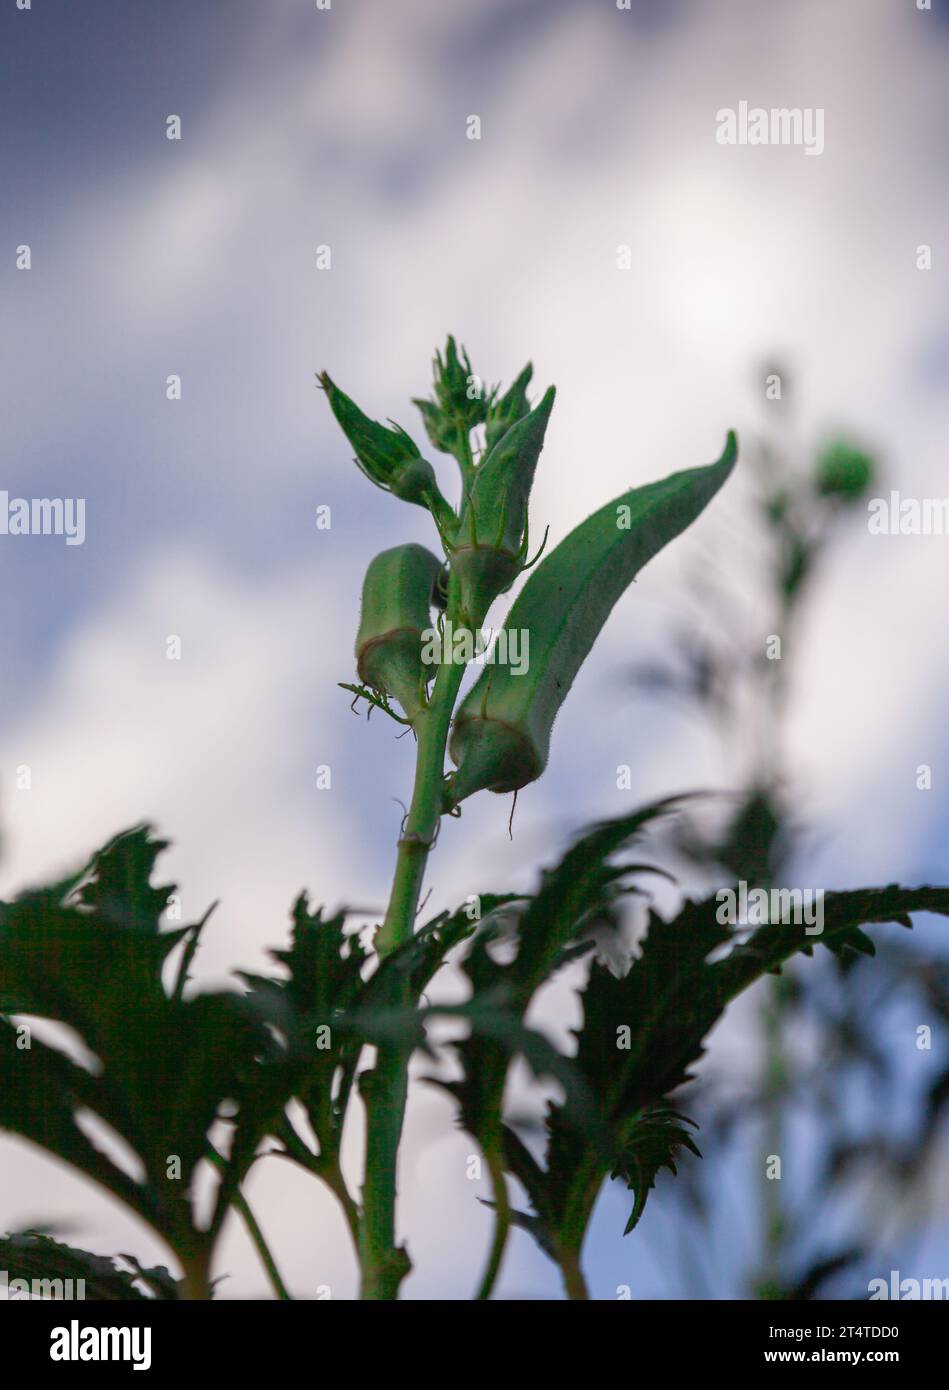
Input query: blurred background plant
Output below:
<box><xmin>612</xmin><ymin>370</ymin><xmax>949</xmax><ymax>1300</ymax></box>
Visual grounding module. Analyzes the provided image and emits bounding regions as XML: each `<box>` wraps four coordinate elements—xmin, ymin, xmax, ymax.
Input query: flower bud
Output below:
<box><xmin>815</xmin><ymin>441</ymin><xmax>875</xmax><ymax>503</ymax></box>
<box><xmin>356</xmin><ymin>544</ymin><xmax>443</xmax><ymax>718</ymax></box>
<box><xmin>319</xmin><ymin>372</ymin><xmax>443</xmax><ymax>514</ymax></box>
<box><xmin>412</xmin><ymin>336</ymin><xmax>486</xmax><ymax>457</ymax></box>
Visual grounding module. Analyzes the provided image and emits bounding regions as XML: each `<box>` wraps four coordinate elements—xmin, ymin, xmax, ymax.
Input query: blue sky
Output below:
<box><xmin>2</xmin><ymin>0</ymin><xmax>948</xmax><ymax>1298</ymax></box>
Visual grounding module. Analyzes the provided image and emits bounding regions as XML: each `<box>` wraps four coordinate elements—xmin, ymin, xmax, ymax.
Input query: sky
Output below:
<box><xmin>1</xmin><ymin>0</ymin><xmax>948</xmax><ymax>1299</ymax></box>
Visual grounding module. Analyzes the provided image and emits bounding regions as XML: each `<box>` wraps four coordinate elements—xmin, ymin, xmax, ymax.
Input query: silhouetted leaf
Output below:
<box><xmin>614</xmin><ymin>1108</ymin><xmax>701</xmax><ymax>1235</ymax></box>
<box><xmin>0</xmin><ymin>827</ymin><xmax>288</xmax><ymax>1267</ymax></box>
<box><xmin>0</xmin><ymin>1233</ymin><xmax>179</xmax><ymax>1300</ymax></box>
<box><xmin>448</xmin><ymin>802</ymin><xmax>949</xmax><ymax>1264</ymax></box>
<box><xmin>442</xmin><ymin>800</ymin><xmax>690</xmax><ymax>1165</ymax></box>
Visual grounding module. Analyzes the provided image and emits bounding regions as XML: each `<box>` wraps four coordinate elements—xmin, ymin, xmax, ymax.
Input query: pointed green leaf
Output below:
<box><xmin>239</xmin><ymin>897</ymin><xmax>368</xmax><ymax>1174</ymax></box>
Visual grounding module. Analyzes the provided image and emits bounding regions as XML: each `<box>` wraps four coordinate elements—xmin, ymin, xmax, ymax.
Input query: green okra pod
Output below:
<box><xmin>356</xmin><ymin>543</ymin><xmax>443</xmax><ymax>718</ymax></box>
<box><xmin>451</xmin><ymin>385</ymin><xmax>556</xmax><ymax>625</ymax></box>
<box><xmin>448</xmin><ymin>434</ymin><xmax>738</xmax><ymax>803</ymax></box>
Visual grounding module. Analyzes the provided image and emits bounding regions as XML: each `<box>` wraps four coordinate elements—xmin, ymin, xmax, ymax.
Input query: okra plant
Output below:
<box><xmin>1</xmin><ymin>339</ymin><xmax>947</xmax><ymax>1301</ymax></box>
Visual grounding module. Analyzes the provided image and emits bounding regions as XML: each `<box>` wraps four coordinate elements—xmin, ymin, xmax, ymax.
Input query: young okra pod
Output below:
<box><xmin>448</xmin><ymin>436</ymin><xmax>738</xmax><ymax>804</ymax></box>
<box><xmin>451</xmin><ymin>385</ymin><xmax>556</xmax><ymax>626</ymax></box>
<box><xmin>356</xmin><ymin>543</ymin><xmax>443</xmax><ymax>719</ymax></box>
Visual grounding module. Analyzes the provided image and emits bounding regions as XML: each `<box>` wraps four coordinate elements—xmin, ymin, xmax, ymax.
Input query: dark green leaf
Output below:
<box><xmin>0</xmin><ymin>827</ymin><xmax>287</xmax><ymax>1264</ymax></box>
<box><xmin>0</xmin><ymin>1233</ymin><xmax>178</xmax><ymax>1301</ymax></box>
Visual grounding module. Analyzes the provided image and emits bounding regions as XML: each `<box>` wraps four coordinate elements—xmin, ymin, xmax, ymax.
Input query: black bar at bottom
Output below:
<box><xmin>1</xmin><ymin>1296</ymin><xmax>942</xmax><ymax>1375</ymax></box>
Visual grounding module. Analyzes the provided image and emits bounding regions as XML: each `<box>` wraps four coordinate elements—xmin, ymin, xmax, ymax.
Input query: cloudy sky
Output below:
<box><xmin>2</xmin><ymin>0</ymin><xmax>947</xmax><ymax>1298</ymax></box>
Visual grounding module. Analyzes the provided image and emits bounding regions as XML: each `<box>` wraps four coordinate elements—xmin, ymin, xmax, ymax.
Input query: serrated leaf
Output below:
<box><xmin>0</xmin><ymin>827</ymin><xmax>290</xmax><ymax>1268</ymax></box>
<box><xmin>456</xmin><ymin>803</ymin><xmax>949</xmax><ymax>1270</ymax></box>
<box><xmin>613</xmin><ymin>1108</ymin><xmax>701</xmax><ymax>1235</ymax></box>
<box><xmin>239</xmin><ymin>897</ymin><xmax>368</xmax><ymax>1173</ymax></box>
<box><xmin>443</xmin><ymin>803</ymin><xmax>688</xmax><ymax>1150</ymax></box>
<box><xmin>243</xmin><ymin>895</ymin><xmax>484</xmax><ymax>1180</ymax></box>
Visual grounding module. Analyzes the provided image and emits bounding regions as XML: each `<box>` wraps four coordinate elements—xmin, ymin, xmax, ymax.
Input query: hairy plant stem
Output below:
<box><xmin>358</xmin><ymin>1045</ymin><xmax>412</xmax><ymax>1299</ymax></box>
<box><xmin>359</xmin><ymin>645</ymin><xmax>467</xmax><ymax>1300</ymax></box>
<box><xmin>375</xmin><ymin>656</ymin><xmax>466</xmax><ymax>958</ymax></box>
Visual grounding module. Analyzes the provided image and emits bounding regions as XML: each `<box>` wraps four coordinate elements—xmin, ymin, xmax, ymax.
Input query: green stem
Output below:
<box><xmin>375</xmin><ymin>659</ymin><xmax>466</xmax><ymax>957</ymax></box>
<box><xmin>207</xmin><ymin>1143</ymin><xmax>291</xmax><ymax>1300</ymax></box>
<box><xmin>358</xmin><ymin>1044</ymin><xmax>412</xmax><ymax>1300</ymax></box>
<box><xmin>321</xmin><ymin>1157</ymin><xmax>361</xmax><ymax>1249</ymax></box>
<box><xmin>549</xmin><ymin>1164</ymin><xmax>605</xmax><ymax>1300</ymax></box>
<box><xmin>179</xmin><ymin>1248</ymin><xmax>212</xmax><ymax>1301</ymax></box>
<box><xmin>274</xmin><ymin>1117</ymin><xmax>361</xmax><ymax>1252</ymax></box>
<box><xmin>475</xmin><ymin>1146</ymin><xmax>511</xmax><ymax>1300</ymax></box>
<box><xmin>558</xmin><ymin>1246</ymin><xmax>590</xmax><ymax>1301</ymax></box>
<box><xmin>757</xmin><ymin>976</ymin><xmax>788</xmax><ymax>1296</ymax></box>
<box><xmin>234</xmin><ymin>1190</ymin><xmax>292</xmax><ymax>1301</ymax></box>
<box><xmin>359</xmin><ymin>650</ymin><xmax>467</xmax><ymax>1299</ymax></box>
